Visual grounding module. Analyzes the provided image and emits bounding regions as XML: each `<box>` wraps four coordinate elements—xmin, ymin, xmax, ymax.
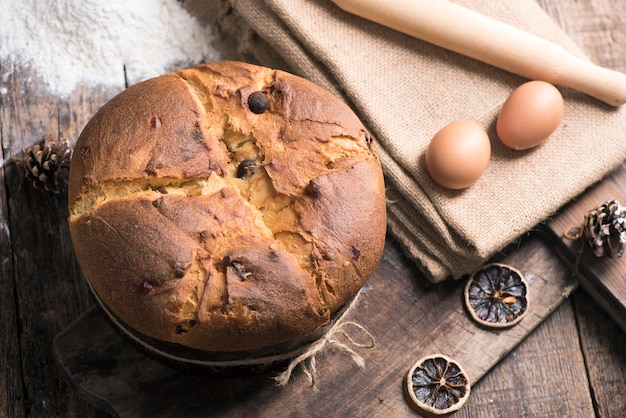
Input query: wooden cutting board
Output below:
<box><xmin>540</xmin><ymin>163</ymin><xmax>626</xmax><ymax>334</ymax></box>
<box><xmin>54</xmin><ymin>234</ymin><xmax>578</xmax><ymax>417</ymax></box>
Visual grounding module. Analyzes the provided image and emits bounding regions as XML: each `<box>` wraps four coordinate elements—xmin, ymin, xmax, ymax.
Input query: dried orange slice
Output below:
<box><xmin>464</xmin><ymin>263</ymin><xmax>529</xmax><ymax>328</ymax></box>
<box><xmin>404</xmin><ymin>354</ymin><xmax>471</xmax><ymax>416</ymax></box>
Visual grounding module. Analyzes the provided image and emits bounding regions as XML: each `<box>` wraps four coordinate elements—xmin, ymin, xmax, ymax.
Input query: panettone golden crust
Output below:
<box><xmin>68</xmin><ymin>61</ymin><xmax>386</xmax><ymax>352</ymax></box>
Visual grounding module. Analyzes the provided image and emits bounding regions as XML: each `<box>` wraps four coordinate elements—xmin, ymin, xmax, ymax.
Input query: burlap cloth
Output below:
<box><xmin>204</xmin><ymin>0</ymin><xmax>626</xmax><ymax>282</ymax></box>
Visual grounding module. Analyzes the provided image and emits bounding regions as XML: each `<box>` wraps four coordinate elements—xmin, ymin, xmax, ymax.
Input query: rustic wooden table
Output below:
<box><xmin>1</xmin><ymin>0</ymin><xmax>625</xmax><ymax>417</ymax></box>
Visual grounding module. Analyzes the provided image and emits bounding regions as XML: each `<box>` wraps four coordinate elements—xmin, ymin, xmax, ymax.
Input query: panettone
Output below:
<box><xmin>68</xmin><ymin>61</ymin><xmax>386</xmax><ymax>364</ymax></box>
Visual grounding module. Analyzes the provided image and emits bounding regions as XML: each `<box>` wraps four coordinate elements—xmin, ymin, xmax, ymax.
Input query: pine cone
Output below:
<box><xmin>21</xmin><ymin>135</ymin><xmax>72</xmax><ymax>193</ymax></box>
<box><xmin>582</xmin><ymin>199</ymin><xmax>626</xmax><ymax>258</ymax></box>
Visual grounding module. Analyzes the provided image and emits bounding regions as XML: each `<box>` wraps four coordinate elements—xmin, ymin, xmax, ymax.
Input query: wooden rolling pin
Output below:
<box><xmin>331</xmin><ymin>0</ymin><xmax>626</xmax><ymax>106</ymax></box>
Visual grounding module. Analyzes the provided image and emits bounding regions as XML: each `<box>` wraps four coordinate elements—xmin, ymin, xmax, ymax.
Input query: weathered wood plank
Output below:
<box><xmin>0</xmin><ymin>63</ymin><xmax>117</xmax><ymax>418</ymax></box>
<box><xmin>180</xmin><ymin>0</ymin><xmax>219</xmax><ymax>24</ymax></box>
<box><xmin>460</xmin><ymin>300</ymin><xmax>595</xmax><ymax>417</ymax></box>
<box><xmin>573</xmin><ymin>290</ymin><xmax>626</xmax><ymax>418</ymax></box>
<box><xmin>541</xmin><ymin>166</ymin><xmax>626</xmax><ymax>333</ymax></box>
<box><xmin>537</xmin><ymin>0</ymin><xmax>626</xmax><ymax>73</ymax></box>
<box><xmin>0</xmin><ymin>60</ymin><xmax>26</xmax><ymax>418</ymax></box>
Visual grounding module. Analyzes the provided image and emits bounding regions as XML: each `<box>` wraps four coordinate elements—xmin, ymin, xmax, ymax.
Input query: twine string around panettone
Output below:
<box><xmin>92</xmin><ymin>282</ymin><xmax>375</xmax><ymax>386</ymax></box>
<box><xmin>273</xmin><ymin>293</ymin><xmax>375</xmax><ymax>387</ymax></box>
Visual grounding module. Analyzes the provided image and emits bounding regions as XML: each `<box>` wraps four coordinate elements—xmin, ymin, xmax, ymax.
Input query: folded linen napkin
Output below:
<box><xmin>200</xmin><ymin>0</ymin><xmax>626</xmax><ymax>282</ymax></box>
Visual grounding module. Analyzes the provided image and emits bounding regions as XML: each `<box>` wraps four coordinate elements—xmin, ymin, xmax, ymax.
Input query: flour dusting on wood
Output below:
<box><xmin>0</xmin><ymin>0</ymin><xmax>222</xmax><ymax>96</ymax></box>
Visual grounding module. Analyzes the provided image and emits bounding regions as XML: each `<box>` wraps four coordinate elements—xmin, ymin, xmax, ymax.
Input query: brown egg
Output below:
<box><xmin>496</xmin><ymin>80</ymin><xmax>564</xmax><ymax>150</ymax></box>
<box><xmin>425</xmin><ymin>120</ymin><xmax>491</xmax><ymax>190</ymax></box>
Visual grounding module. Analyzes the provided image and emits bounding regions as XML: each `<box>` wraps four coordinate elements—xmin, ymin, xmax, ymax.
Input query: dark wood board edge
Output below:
<box><xmin>539</xmin><ymin>161</ymin><xmax>626</xmax><ymax>335</ymax></box>
<box><xmin>52</xmin><ymin>307</ymin><xmax>140</xmax><ymax>418</ymax></box>
<box><xmin>0</xmin><ymin>95</ymin><xmax>26</xmax><ymax>418</ymax></box>
<box><xmin>539</xmin><ymin>224</ymin><xmax>626</xmax><ymax>335</ymax></box>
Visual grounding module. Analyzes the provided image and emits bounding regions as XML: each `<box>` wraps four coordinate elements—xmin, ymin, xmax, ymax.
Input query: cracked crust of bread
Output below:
<box><xmin>68</xmin><ymin>61</ymin><xmax>386</xmax><ymax>353</ymax></box>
